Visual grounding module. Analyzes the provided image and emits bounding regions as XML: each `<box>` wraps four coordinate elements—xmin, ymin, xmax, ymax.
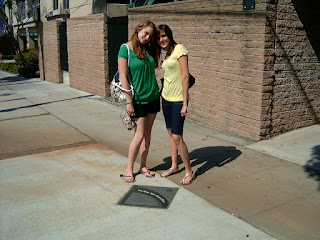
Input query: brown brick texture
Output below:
<box><xmin>67</xmin><ymin>14</ymin><xmax>109</xmax><ymax>97</ymax></box>
<box><xmin>41</xmin><ymin>21</ymin><xmax>63</xmax><ymax>83</ymax></box>
<box><xmin>129</xmin><ymin>0</ymin><xmax>269</xmax><ymax>140</ymax></box>
<box><xmin>128</xmin><ymin>0</ymin><xmax>320</xmax><ymax>140</ymax></box>
<box><xmin>267</xmin><ymin>0</ymin><xmax>320</xmax><ymax>137</ymax></box>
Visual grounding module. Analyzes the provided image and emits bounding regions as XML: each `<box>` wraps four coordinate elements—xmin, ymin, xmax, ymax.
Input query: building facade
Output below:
<box><xmin>4</xmin><ymin>0</ymin><xmax>39</xmax><ymax>50</ymax></box>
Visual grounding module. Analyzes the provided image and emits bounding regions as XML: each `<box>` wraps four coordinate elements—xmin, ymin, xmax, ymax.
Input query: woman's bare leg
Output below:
<box><xmin>123</xmin><ymin>117</ymin><xmax>146</xmax><ymax>182</ymax></box>
<box><xmin>139</xmin><ymin>113</ymin><xmax>156</xmax><ymax>177</ymax></box>
<box><xmin>160</xmin><ymin>129</ymin><xmax>180</xmax><ymax>177</ymax></box>
<box><xmin>171</xmin><ymin>134</ymin><xmax>193</xmax><ymax>184</ymax></box>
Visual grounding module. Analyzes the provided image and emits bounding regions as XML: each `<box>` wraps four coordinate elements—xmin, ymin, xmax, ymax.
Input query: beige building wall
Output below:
<box><xmin>40</xmin><ymin>0</ymin><xmax>54</xmax><ymax>22</ymax></box>
<box><xmin>40</xmin><ymin>0</ymin><xmax>94</xmax><ymax>22</ymax></box>
<box><xmin>69</xmin><ymin>0</ymin><xmax>93</xmax><ymax>18</ymax></box>
<box><xmin>40</xmin><ymin>0</ymin><xmax>128</xmax><ymax>21</ymax></box>
<box><xmin>5</xmin><ymin>0</ymin><xmax>38</xmax><ymax>50</ymax></box>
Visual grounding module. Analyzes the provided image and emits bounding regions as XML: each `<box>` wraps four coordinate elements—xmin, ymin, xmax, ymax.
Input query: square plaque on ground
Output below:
<box><xmin>117</xmin><ymin>185</ymin><xmax>179</xmax><ymax>209</ymax></box>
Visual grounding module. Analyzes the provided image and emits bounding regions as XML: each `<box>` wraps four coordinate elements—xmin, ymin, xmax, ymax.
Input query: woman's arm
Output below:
<box><xmin>178</xmin><ymin>55</ymin><xmax>189</xmax><ymax>117</ymax></box>
<box><xmin>118</xmin><ymin>56</ymin><xmax>134</xmax><ymax>115</ymax></box>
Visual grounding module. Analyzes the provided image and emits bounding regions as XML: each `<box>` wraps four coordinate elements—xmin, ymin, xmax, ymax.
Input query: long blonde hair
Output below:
<box><xmin>131</xmin><ymin>20</ymin><xmax>159</xmax><ymax>67</ymax></box>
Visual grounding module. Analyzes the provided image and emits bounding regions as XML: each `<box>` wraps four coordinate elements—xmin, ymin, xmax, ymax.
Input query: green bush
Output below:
<box><xmin>0</xmin><ymin>63</ymin><xmax>19</xmax><ymax>74</ymax></box>
<box><xmin>15</xmin><ymin>49</ymin><xmax>39</xmax><ymax>78</ymax></box>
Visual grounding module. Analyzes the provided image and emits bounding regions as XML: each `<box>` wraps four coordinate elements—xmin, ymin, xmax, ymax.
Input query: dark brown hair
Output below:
<box><xmin>157</xmin><ymin>24</ymin><xmax>177</xmax><ymax>57</ymax></box>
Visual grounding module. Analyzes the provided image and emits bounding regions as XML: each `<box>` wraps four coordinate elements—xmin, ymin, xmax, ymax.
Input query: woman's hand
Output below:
<box><xmin>127</xmin><ymin>102</ymin><xmax>135</xmax><ymax>116</ymax></box>
<box><xmin>181</xmin><ymin>104</ymin><xmax>187</xmax><ymax>117</ymax></box>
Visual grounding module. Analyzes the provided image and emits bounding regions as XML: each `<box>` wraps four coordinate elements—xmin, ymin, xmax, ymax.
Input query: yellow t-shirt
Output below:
<box><xmin>161</xmin><ymin>44</ymin><xmax>188</xmax><ymax>102</ymax></box>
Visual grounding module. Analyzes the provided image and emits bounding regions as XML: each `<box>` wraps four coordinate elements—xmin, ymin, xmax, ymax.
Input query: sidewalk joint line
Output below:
<box><xmin>0</xmin><ymin>95</ymin><xmax>95</xmax><ymax>113</ymax></box>
<box><xmin>0</xmin><ymin>113</ymin><xmax>51</xmax><ymax>121</ymax></box>
<box><xmin>0</xmin><ymin>97</ymin><xmax>27</xmax><ymax>102</ymax></box>
<box><xmin>0</xmin><ymin>140</ymin><xmax>97</xmax><ymax>160</ymax></box>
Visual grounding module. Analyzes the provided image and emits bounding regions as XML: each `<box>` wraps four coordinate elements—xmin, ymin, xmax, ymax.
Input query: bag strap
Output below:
<box><xmin>114</xmin><ymin>43</ymin><xmax>133</xmax><ymax>92</ymax></box>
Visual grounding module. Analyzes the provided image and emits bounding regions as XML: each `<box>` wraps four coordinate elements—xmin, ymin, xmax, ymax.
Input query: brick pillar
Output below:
<box><xmin>42</xmin><ymin>21</ymin><xmax>63</xmax><ymax>83</ymax></box>
<box><xmin>67</xmin><ymin>14</ymin><xmax>109</xmax><ymax>97</ymax></box>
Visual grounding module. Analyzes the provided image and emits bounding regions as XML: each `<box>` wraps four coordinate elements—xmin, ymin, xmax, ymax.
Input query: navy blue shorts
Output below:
<box><xmin>162</xmin><ymin>98</ymin><xmax>185</xmax><ymax>136</ymax></box>
<box><xmin>132</xmin><ymin>98</ymin><xmax>160</xmax><ymax>118</ymax></box>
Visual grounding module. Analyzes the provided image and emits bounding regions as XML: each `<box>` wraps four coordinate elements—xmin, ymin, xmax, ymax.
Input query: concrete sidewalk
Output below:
<box><xmin>1</xmin><ymin>71</ymin><xmax>319</xmax><ymax>240</ymax></box>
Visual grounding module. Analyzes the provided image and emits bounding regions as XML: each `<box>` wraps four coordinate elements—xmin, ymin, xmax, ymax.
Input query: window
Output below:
<box><xmin>63</xmin><ymin>0</ymin><xmax>69</xmax><ymax>9</ymax></box>
<box><xmin>17</xmin><ymin>1</ymin><xmax>26</xmax><ymax>19</ymax></box>
<box><xmin>53</xmin><ymin>0</ymin><xmax>58</xmax><ymax>10</ymax></box>
<box><xmin>27</xmin><ymin>0</ymin><xmax>39</xmax><ymax>18</ymax></box>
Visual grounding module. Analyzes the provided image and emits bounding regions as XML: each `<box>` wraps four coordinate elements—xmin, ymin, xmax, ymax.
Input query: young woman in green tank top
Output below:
<box><xmin>119</xmin><ymin>20</ymin><xmax>160</xmax><ymax>183</ymax></box>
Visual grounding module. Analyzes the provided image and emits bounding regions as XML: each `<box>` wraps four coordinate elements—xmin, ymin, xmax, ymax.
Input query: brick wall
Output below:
<box><xmin>40</xmin><ymin>21</ymin><xmax>63</xmax><ymax>83</ymax></box>
<box><xmin>128</xmin><ymin>0</ymin><xmax>320</xmax><ymax>141</ymax></box>
<box><xmin>129</xmin><ymin>0</ymin><xmax>270</xmax><ymax>141</ymax></box>
<box><xmin>67</xmin><ymin>14</ymin><xmax>109</xmax><ymax>97</ymax></box>
<box><xmin>268</xmin><ymin>0</ymin><xmax>320</xmax><ymax>136</ymax></box>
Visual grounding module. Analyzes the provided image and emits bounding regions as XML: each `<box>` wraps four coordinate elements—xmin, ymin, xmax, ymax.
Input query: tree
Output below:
<box><xmin>0</xmin><ymin>0</ymin><xmax>26</xmax><ymax>55</ymax></box>
<box><xmin>0</xmin><ymin>0</ymin><xmax>40</xmax><ymax>76</ymax></box>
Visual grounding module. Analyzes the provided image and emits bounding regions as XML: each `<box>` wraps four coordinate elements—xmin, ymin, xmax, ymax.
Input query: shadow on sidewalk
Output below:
<box><xmin>152</xmin><ymin>146</ymin><xmax>241</xmax><ymax>178</ymax></box>
<box><xmin>0</xmin><ymin>95</ymin><xmax>95</xmax><ymax>113</ymax></box>
<box><xmin>0</xmin><ymin>75</ymin><xmax>35</xmax><ymax>84</ymax></box>
<box><xmin>304</xmin><ymin>145</ymin><xmax>320</xmax><ymax>191</ymax></box>
<box><xmin>1</xmin><ymin>75</ymin><xmax>41</xmax><ymax>86</ymax></box>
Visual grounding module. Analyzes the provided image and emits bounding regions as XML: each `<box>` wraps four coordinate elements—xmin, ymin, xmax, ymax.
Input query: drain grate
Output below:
<box><xmin>118</xmin><ymin>185</ymin><xmax>179</xmax><ymax>209</ymax></box>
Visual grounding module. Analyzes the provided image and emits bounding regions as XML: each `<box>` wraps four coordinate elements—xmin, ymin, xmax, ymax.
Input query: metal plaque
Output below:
<box><xmin>118</xmin><ymin>185</ymin><xmax>179</xmax><ymax>209</ymax></box>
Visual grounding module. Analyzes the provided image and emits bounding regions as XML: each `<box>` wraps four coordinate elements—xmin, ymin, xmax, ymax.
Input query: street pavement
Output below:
<box><xmin>0</xmin><ymin>70</ymin><xmax>319</xmax><ymax>240</ymax></box>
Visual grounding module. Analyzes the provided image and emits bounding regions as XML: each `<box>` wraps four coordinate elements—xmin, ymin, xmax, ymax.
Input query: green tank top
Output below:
<box><xmin>118</xmin><ymin>45</ymin><xmax>159</xmax><ymax>104</ymax></box>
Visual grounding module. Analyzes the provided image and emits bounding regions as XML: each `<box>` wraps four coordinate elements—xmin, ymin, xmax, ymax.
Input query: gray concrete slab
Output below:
<box><xmin>0</xmin><ymin>114</ymin><xmax>92</xmax><ymax>157</ymax></box>
<box><xmin>247</xmin><ymin>124</ymin><xmax>320</xmax><ymax>171</ymax></box>
<box><xmin>0</xmin><ymin>98</ymin><xmax>48</xmax><ymax>120</ymax></box>
<box><xmin>0</xmin><ymin>143</ymin><xmax>276</xmax><ymax>240</ymax></box>
<box><xmin>190</xmin><ymin>175</ymin><xmax>297</xmax><ymax>218</ymax></box>
<box><xmin>246</xmin><ymin>198</ymin><xmax>320</xmax><ymax>240</ymax></box>
<box><xmin>0</xmin><ymin>89</ymin><xmax>24</xmax><ymax>102</ymax></box>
